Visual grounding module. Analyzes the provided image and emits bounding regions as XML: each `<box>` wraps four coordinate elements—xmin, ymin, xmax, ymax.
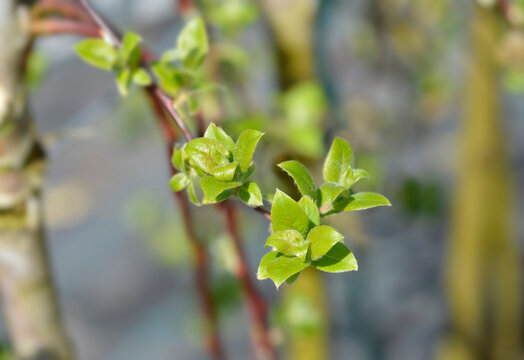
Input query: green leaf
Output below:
<box><xmin>176</xmin><ymin>17</ymin><xmax>209</xmax><ymax>69</ymax></box>
<box><xmin>213</xmin><ymin>162</ymin><xmax>237</xmax><ymax>181</ymax></box>
<box><xmin>151</xmin><ymin>61</ymin><xmax>188</xmax><ymax>96</ymax></box>
<box><xmin>323</xmin><ymin>137</ymin><xmax>354</xmax><ymax>184</ymax></box>
<box><xmin>204</xmin><ymin>123</ymin><xmax>235</xmax><ymax>153</ymax></box>
<box><xmin>116</xmin><ymin>68</ymin><xmax>131</xmax><ymax>96</ymax></box>
<box><xmin>238</xmin><ymin>181</ymin><xmax>263</xmax><ymax>207</ymax></box>
<box><xmin>121</xmin><ymin>32</ymin><xmax>141</xmax><ymax>68</ymax></box>
<box><xmin>238</xmin><ymin>163</ymin><xmax>255</xmax><ymax>182</ymax></box>
<box><xmin>271</xmin><ymin>190</ymin><xmax>310</xmax><ymax>237</ymax></box>
<box><xmin>172</xmin><ymin>146</ymin><xmax>185</xmax><ymax>171</ymax></box>
<box><xmin>312</xmin><ymin>243</ymin><xmax>358</xmax><ymax>273</ymax></box>
<box><xmin>334</xmin><ymin>192</ymin><xmax>391</xmax><ymax>212</ymax></box>
<box><xmin>185</xmin><ymin>138</ymin><xmax>230</xmax><ymax>175</ymax></box>
<box><xmin>265</xmin><ymin>230</ymin><xmax>308</xmax><ymax>261</ymax></box>
<box><xmin>132</xmin><ymin>68</ymin><xmax>152</xmax><ymax>86</ymax></box>
<box><xmin>343</xmin><ymin>168</ymin><xmax>369</xmax><ymax>188</ymax></box>
<box><xmin>187</xmin><ymin>177</ymin><xmax>200</xmax><ymax>206</ymax></box>
<box><xmin>170</xmin><ymin>173</ymin><xmax>190</xmax><ymax>192</ymax></box>
<box><xmin>306</xmin><ymin>225</ymin><xmax>344</xmax><ymax>261</ymax></box>
<box><xmin>298</xmin><ymin>196</ymin><xmax>319</xmax><ymax>228</ymax></box>
<box><xmin>257</xmin><ymin>251</ymin><xmax>280</xmax><ymax>280</ymax></box>
<box><xmin>278</xmin><ymin>160</ymin><xmax>316</xmax><ymax>199</ymax></box>
<box><xmin>285</xmin><ymin>272</ymin><xmax>300</xmax><ymax>284</ymax></box>
<box><xmin>75</xmin><ymin>39</ymin><xmax>117</xmax><ymax>70</ymax></box>
<box><xmin>234</xmin><ymin>129</ymin><xmax>264</xmax><ymax>172</ymax></box>
<box><xmin>200</xmin><ymin>176</ymin><xmax>241</xmax><ymax>204</ymax></box>
<box><xmin>318</xmin><ymin>182</ymin><xmax>347</xmax><ymax>213</ymax></box>
<box><xmin>265</xmin><ymin>255</ymin><xmax>309</xmax><ymax>288</ymax></box>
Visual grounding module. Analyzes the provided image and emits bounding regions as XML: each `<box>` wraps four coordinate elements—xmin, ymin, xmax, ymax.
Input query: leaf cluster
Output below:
<box><xmin>257</xmin><ymin>137</ymin><xmax>391</xmax><ymax>287</ymax></box>
<box><xmin>170</xmin><ymin>123</ymin><xmax>264</xmax><ymax>208</ymax></box>
<box><xmin>75</xmin><ymin>32</ymin><xmax>152</xmax><ymax>95</ymax></box>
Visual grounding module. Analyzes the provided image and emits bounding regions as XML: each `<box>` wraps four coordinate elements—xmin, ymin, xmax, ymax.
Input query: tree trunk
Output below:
<box><xmin>439</xmin><ymin>5</ymin><xmax>521</xmax><ymax>360</ymax></box>
<box><xmin>0</xmin><ymin>1</ymin><xmax>72</xmax><ymax>359</ymax></box>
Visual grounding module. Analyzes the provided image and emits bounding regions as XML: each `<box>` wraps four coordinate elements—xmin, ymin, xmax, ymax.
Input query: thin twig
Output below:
<box><xmin>219</xmin><ymin>201</ymin><xmax>277</xmax><ymax>360</ymax></box>
<box><xmin>148</xmin><ymin>93</ymin><xmax>226</xmax><ymax>360</ymax></box>
<box><xmin>253</xmin><ymin>206</ymin><xmax>271</xmax><ymax>221</ymax></box>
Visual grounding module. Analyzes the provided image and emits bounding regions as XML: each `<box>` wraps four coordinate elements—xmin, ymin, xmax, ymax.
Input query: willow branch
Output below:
<box><xmin>148</xmin><ymin>92</ymin><xmax>226</xmax><ymax>360</ymax></box>
<box><xmin>33</xmin><ymin>3</ymin><xmax>276</xmax><ymax>358</ymax></box>
<box><xmin>219</xmin><ymin>201</ymin><xmax>277</xmax><ymax>360</ymax></box>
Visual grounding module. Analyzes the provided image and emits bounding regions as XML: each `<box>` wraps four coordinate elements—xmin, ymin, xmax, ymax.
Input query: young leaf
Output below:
<box><xmin>238</xmin><ymin>181</ymin><xmax>263</xmax><ymax>207</ymax></box>
<box><xmin>176</xmin><ymin>17</ymin><xmax>209</xmax><ymax>69</ymax></box>
<box><xmin>75</xmin><ymin>39</ymin><xmax>117</xmax><ymax>70</ymax></box>
<box><xmin>185</xmin><ymin>138</ymin><xmax>230</xmax><ymax>175</ymax></box>
<box><xmin>278</xmin><ymin>160</ymin><xmax>317</xmax><ymax>199</ymax></box>
<box><xmin>116</xmin><ymin>68</ymin><xmax>131</xmax><ymax>96</ymax></box>
<box><xmin>271</xmin><ymin>190</ymin><xmax>310</xmax><ymax>237</ymax></box>
<box><xmin>187</xmin><ymin>177</ymin><xmax>200</xmax><ymax>206</ymax></box>
<box><xmin>257</xmin><ymin>251</ymin><xmax>280</xmax><ymax>280</ymax></box>
<box><xmin>238</xmin><ymin>163</ymin><xmax>255</xmax><ymax>182</ymax></box>
<box><xmin>121</xmin><ymin>32</ymin><xmax>141</xmax><ymax>68</ymax></box>
<box><xmin>170</xmin><ymin>173</ymin><xmax>190</xmax><ymax>192</ymax></box>
<box><xmin>204</xmin><ymin>123</ymin><xmax>235</xmax><ymax>153</ymax></box>
<box><xmin>318</xmin><ymin>182</ymin><xmax>347</xmax><ymax>213</ymax></box>
<box><xmin>323</xmin><ymin>137</ymin><xmax>354</xmax><ymax>184</ymax></box>
<box><xmin>212</xmin><ymin>162</ymin><xmax>237</xmax><ymax>181</ymax></box>
<box><xmin>132</xmin><ymin>68</ymin><xmax>152</xmax><ymax>86</ymax></box>
<box><xmin>200</xmin><ymin>176</ymin><xmax>241</xmax><ymax>204</ymax></box>
<box><xmin>343</xmin><ymin>168</ymin><xmax>369</xmax><ymax>188</ymax></box>
<box><xmin>172</xmin><ymin>146</ymin><xmax>185</xmax><ymax>171</ymax></box>
<box><xmin>265</xmin><ymin>255</ymin><xmax>309</xmax><ymax>288</ymax></box>
<box><xmin>285</xmin><ymin>272</ymin><xmax>300</xmax><ymax>284</ymax></box>
<box><xmin>312</xmin><ymin>243</ymin><xmax>358</xmax><ymax>273</ymax></box>
<box><xmin>334</xmin><ymin>192</ymin><xmax>391</xmax><ymax>212</ymax></box>
<box><xmin>234</xmin><ymin>129</ymin><xmax>264</xmax><ymax>172</ymax></box>
<box><xmin>306</xmin><ymin>225</ymin><xmax>344</xmax><ymax>261</ymax></box>
<box><xmin>265</xmin><ymin>230</ymin><xmax>308</xmax><ymax>261</ymax></box>
<box><xmin>298</xmin><ymin>196</ymin><xmax>320</xmax><ymax>228</ymax></box>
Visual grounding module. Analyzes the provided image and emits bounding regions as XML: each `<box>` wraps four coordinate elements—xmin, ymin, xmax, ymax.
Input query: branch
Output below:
<box><xmin>31</xmin><ymin>18</ymin><xmax>100</xmax><ymax>37</ymax></box>
<box><xmin>75</xmin><ymin>0</ymin><xmax>193</xmax><ymax>141</ymax></box>
<box><xmin>148</xmin><ymin>93</ymin><xmax>226</xmax><ymax>360</ymax></box>
<box><xmin>253</xmin><ymin>206</ymin><xmax>271</xmax><ymax>221</ymax></box>
<box><xmin>219</xmin><ymin>201</ymin><xmax>278</xmax><ymax>360</ymax></box>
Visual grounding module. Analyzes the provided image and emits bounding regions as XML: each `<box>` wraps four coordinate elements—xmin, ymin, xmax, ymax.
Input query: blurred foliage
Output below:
<box><xmin>24</xmin><ymin>50</ymin><xmax>47</xmax><ymax>91</ymax></box>
<box><xmin>122</xmin><ymin>192</ymin><xmax>189</xmax><ymax>266</ymax></box>
<box><xmin>399</xmin><ymin>178</ymin><xmax>443</xmax><ymax>216</ymax></box>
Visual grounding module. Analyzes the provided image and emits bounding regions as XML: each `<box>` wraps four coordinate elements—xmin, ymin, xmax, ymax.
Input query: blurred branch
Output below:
<box><xmin>31</xmin><ymin>18</ymin><xmax>100</xmax><ymax>37</ymax></box>
<box><xmin>219</xmin><ymin>201</ymin><xmax>277</xmax><ymax>360</ymax></box>
<box><xmin>32</xmin><ymin>0</ymin><xmax>90</xmax><ymax>22</ymax></box>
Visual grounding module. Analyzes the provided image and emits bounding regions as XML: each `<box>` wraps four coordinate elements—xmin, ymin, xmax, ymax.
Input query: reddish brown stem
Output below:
<box><xmin>148</xmin><ymin>91</ymin><xmax>226</xmax><ymax>360</ymax></box>
<box><xmin>219</xmin><ymin>202</ymin><xmax>277</xmax><ymax>360</ymax></box>
<box><xmin>31</xmin><ymin>18</ymin><xmax>100</xmax><ymax>37</ymax></box>
<box><xmin>253</xmin><ymin>207</ymin><xmax>271</xmax><ymax>221</ymax></box>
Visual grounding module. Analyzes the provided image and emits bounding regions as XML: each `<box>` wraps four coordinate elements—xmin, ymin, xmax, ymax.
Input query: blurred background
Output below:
<box><xmin>1</xmin><ymin>0</ymin><xmax>523</xmax><ymax>359</ymax></box>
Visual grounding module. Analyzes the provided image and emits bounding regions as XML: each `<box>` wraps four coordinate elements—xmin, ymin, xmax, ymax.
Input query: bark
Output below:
<box><xmin>439</xmin><ymin>5</ymin><xmax>521</xmax><ymax>360</ymax></box>
<box><xmin>0</xmin><ymin>1</ymin><xmax>72</xmax><ymax>359</ymax></box>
